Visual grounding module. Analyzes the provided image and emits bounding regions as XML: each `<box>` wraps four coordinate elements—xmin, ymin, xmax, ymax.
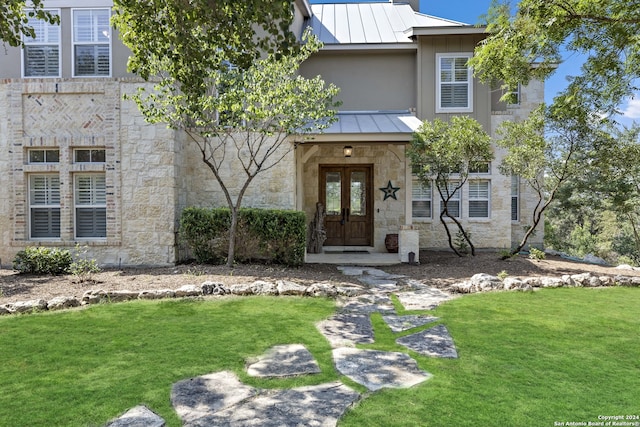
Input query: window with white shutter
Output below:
<box><xmin>29</xmin><ymin>175</ymin><xmax>61</xmax><ymax>238</ymax></box>
<box><xmin>22</xmin><ymin>10</ymin><xmax>60</xmax><ymax>78</ymax></box>
<box><xmin>436</xmin><ymin>53</ymin><xmax>473</xmax><ymax>113</ymax></box>
<box><xmin>72</xmin><ymin>9</ymin><xmax>111</xmax><ymax>77</ymax></box>
<box><xmin>412</xmin><ymin>176</ymin><xmax>432</xmax><ymax>219</ymax></box>
<box><xmin>468</xmin><ymin>180</ymin><xmax>490</xmax><ymax>218</ymax></box>
<box><xmin>75</xmin><ymin>174</ymin><xmax>106</xmax><ymax>238</ymax></box>
<box><xmin>511</xmin><ymin>175</ymin><xmax>520</xmax><ymax>221</ymax></box>
<box><xmin>438</xmin><ymin>181</ymin><xmax>461</xmax><ymax>218</ymax></box>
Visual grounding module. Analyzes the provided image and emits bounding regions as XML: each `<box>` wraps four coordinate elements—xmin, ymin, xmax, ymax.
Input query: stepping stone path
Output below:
<box><xmin>106</xmin><ymin>266</ymin><xmax>459</xmax><ymax>426</ymax></box>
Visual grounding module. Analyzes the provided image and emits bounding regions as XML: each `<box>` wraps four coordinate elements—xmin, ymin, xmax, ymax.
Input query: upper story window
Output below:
<box><xmin>72</xmin><ymin>8</ymin><xmax>111</xmax><ymax>77</ymax></box>
<box><xmin>436</xmin><ymin>53</ymin><xmax>473</xmax><ymax>113</ymax></box>
<box><xmin>74</xmin><ymin>149</ymin><xmax>106</xmax><ymax>163</ymax></box>
<box><xmin>28</xmin><ymin>149</ymin><xmax>60</xmax><ymax>164</ymax></box>
<box><xmin>469</xmin><ymin>161</ymin><xmax>490</xmax><ymax>174</ymax></box>
<box><xmin>22</xmin><ymin>9</ymin><xmax>61</xmax><ymax>78</ymax></box>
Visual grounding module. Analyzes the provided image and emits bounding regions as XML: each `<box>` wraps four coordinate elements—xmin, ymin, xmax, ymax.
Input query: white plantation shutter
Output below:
<box><xmin>439</xmin><ymin>181</ymin><xmax>461</xmax><ymax>218</ymax></box>
<box><xmin>23</xmin><ymin>10</ymin><xmax>60</xmax><ymax>77</ymax></box>
<box><xmin>29</xmin><ymin>175</ymin><xmax>61</xmax><ymax>238</ymax></box>
<box><xmin>75</xmin><ymin>175</ymin><xmax>107</xmax><ymax>238</ymax></box>
<box><xmin>412</xmin><ymin>177</ymin><xmax>431</xmax><ymax>218</ymax></box>
<box><xmin>438</xmin><ymin>54</ymin><xmax>472</xmax><ymax>111</ymax></box>
<box><xmin>73</xmin><ymin>9</ymin><xmax>111</xmax><ymax>76</ymax></box>
<box><xmin>468</xmin><ymin>180</ymin><xmax>490</xmax><ymax>218</ymax></box>
<box><xmin>511</xmin><ymin>175</ymin><xmax>520</xmax><ymax>221</ymax></box>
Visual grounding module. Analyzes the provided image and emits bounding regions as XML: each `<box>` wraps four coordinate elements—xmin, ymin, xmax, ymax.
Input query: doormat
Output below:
<box><xmin>324</xmin><ymin>250</ymin><xmax>370</xmax><ymax>254</ymax></box>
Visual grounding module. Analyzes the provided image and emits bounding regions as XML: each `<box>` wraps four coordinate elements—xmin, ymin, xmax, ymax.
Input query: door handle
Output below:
<box><xmin>346</xmin><ymin>208</ymin><xmax>350</xmax><ymax>222</ymax></box>
<box><xmin>340</xmin><ymin>208</ymin><xmax>346</xmax><ymax>225</ymax></box>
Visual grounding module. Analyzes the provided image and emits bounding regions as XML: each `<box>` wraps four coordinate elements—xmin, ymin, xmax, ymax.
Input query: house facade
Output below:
<box><xmin>0</xmin><ymin>0</ymin><xmax>543</xmax><ymax>267</ymax></box>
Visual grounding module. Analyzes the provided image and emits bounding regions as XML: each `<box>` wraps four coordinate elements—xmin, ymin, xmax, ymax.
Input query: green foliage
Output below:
<box><xmin>408</xmin><ymin>116</ymin><xmax>493</xmax><ymax>256</ymax></box>
<box><xmin>454</xmin><ymin>230</ymin><xmax>470</xmax><ymax>255</ymax></box>
<box><xmin>497</xmin><ymin>270</ymin><xmax>509</xmax><ymax>280</ymax></box>
<box><xmin>180</xmin><ymin>207</ymin><xmax>306</xmax><ymax>266</ymax></box>
<box><xmin>0</xmin><ymin>0</ymin><xmax>60</xmax><ymax>47</ymax></box>
<box><xmin>69</xmin><ymin>245</ymin><xmax>101</xmax><ymax>283</ymax></box>
<box><xmin>529</xmin><ymin>247</ymin><xmax>546</xmax><ymax>260</ymax></box>
<box><xmin>12</xmin><ymin>247</ymin><xmax>72</xmax><ymax>275</ymax></box>
<box><xmin>470</xmin><ymin>0</ymin><xmax>640</xmax><ymax>114</ymax></box>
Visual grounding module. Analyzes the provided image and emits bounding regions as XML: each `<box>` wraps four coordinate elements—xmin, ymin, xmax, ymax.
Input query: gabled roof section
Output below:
<box><xmin>309</xmin><ymin>2</ymin><xmax>465</xmax><ymax>46</ymax></box>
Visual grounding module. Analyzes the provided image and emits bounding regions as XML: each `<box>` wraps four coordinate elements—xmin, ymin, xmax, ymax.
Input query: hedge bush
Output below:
<box><xmin>180</xmin><ymin>207</ymin><xmax>306</xmax><ymax>266</ymax></box>
<box><xmin>13</xmin><ymin>247</ymin><xmax>73</xmax><ymax>275</ymax></box>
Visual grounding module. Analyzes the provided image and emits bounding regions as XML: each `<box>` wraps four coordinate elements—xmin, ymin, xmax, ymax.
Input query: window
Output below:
<box><xmin>75</xmin><ymin>174</ymin><xmax>106</xmax><ymax>238</ymax></box>
<box><xmin>507</xmin><ymin>84</ymin><xmax>521</xmax><ymax>105</ymax></box>
<box><xmin>22</xmin><ymin>9</ymin><xmax>60</xmax><ymax>77</ymax></box>
<box><xmin>468</xmin><ymin>180</ymin><xmax>490</xmax><ymax>218</ymax></box>
<box><xmin>511</xmin><ymin>175</ymin><xmax>519</xmax><ymax>221</ymax></box>
<box><xmin>30</xmin><ymin>175</ymin><xmax>61</xmax><ymax>238</ymax></box>
<box><xmin>469</xmin><ymin>161</ymin><xmax>490</xmax><ymax>174</ymax></box>
<box><xmin>72</xmin><ymin>9</ymin><xmax>111</xmax><ymax>77</ymax></box>
<box><xmin>74</xmin><ymin>149</ymin><xmax>106</xmax><ymax>163</ymax></box>
<box><xmin>412</xmin><ymin>176</ymin><xmax>431</xmax><ymax>219</ymax></box>
<box><xmin>28</xmin><ymin>149</ymin><xmax>60</xmax><ymax>164</ymax></box>
<box><xmin>439</xmin><ymin>181</ymin><xmax>461</xmax><ymax>218</ymax></box>
<box><xmin>437</xmin><ymin>53</ymin><xmax>473</xmax><ymax>113</ymax></box>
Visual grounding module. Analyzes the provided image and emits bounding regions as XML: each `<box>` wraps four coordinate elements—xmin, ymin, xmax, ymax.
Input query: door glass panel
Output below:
<box><xmin>350</xmin><ymin>171</ymin><xmax>366</xmax><ymax>216</ymax></box>
<box><xmin>325</xmin><ymin>172</ymin><xmax>341</xmax><ymax>215</ymax></box>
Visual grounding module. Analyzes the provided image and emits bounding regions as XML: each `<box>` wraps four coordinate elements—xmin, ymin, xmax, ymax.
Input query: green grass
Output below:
<box><xmin>342</xmin><ymin>287</ymin><xmax>640</xmax><ymax>426</ymax></box>
<box><xmin>0</xmin><ymin>297</ymin><xmax>336</xmax><ymax>427</ymax></box>
<box><xmin>1</xmin><ymin>289</ymin><xmax>639</xmax><ymax>427</ymax></box>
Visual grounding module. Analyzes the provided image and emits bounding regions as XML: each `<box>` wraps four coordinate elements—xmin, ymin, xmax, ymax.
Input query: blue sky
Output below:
<box><xmin>309</xmin><ymin>0</ymin><xmax>638</xmax><ymax>125</ymax></box>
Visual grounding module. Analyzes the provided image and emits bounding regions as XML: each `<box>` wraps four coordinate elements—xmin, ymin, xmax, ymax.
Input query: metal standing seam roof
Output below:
<box><xmin>322</xmin><ymin>111</ymin><xmax>423</xmax><ymax>134</ymax></box>
<box><xmin>309</xmin><ymin>3</ymin><xmax>466</xmax><ymax>45</ymax></box>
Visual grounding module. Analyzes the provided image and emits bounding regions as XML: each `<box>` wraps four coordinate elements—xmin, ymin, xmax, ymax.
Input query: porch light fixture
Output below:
<box><xmin>343</xmin><ymin>146</ymin><xmax>353</xmax><ymax>157</ymax></box>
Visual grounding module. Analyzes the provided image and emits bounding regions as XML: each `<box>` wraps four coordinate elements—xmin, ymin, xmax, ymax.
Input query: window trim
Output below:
<box><xmin>436</xmin><ymin>53</ymin><xmax>473</xmax><ymax>114</ymax></box>
<box><xmin>468</xmin><ymin>179</ymin><xmax>491</xmax><ymax>219</ymax></box>
<box><xmin>74</xmin><ymin>173</ymin><xmax>107</xmax><ymax>239</ymax></box>
<box><xmin>21</xmin><ymin>8</ymin><xmax>61</xmax><ymax>78</ymax></box>
<box><xmin>412</xmin><ymin>176</ymin><xmax>432</xmax><ymax>220</ymax></box>
<box><xmin>469</xmin><ymin>161</ymin><xmax>491</xmax><ymax>175</ymax></box>
<box><xmin>74</xmin><ymin>148</ymin><xmax>106</xmax><ymax>163</ymax></box>
<box><xmin>71</xmin><ymin>8</ymin><xmax>112</xmax><ymax>78</ymax></box>
<box><xmin>29</xmin><ymin>174</ymin><xmax>61</xmax><ymax>239</ymax></box>
<box><xmin>28</xmin><ymin>148</ymin><xmax>60</xmax><ymax>164</ymax></box>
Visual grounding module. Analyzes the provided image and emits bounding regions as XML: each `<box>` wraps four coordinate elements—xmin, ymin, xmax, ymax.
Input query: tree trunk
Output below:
<box><xmin>227</xmin><ymin>207</ymin><xmax>238</xmax><ymax>267</ymax></box>
<box><xmin>440</xmin><ymin>210</ymin><xmax>462</xmax><ymax>257</ymax></box>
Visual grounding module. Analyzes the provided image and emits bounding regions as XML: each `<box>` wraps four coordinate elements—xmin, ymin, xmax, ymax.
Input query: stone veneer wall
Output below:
<box><xmin>300</xmin><ymin>144</ymin><xmax>407</xmax><ymax>253</ymax></box>
<box><xmin>0</xmin><ymin>78</ymin><xmax>179</xmax><ymax>267</ymax></box>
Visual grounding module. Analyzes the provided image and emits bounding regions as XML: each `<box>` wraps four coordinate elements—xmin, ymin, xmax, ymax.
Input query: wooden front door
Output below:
<box><xmin>320</xmin><ymin>165</ymin><xmax>373</xmax><ymax>246</ymax></box>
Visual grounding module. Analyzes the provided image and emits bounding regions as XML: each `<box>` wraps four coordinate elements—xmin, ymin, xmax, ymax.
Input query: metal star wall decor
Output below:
<box><xmin>380</xmin><ymin>180</ymin><xmax>400</xmax><ymax>200</ymax></box>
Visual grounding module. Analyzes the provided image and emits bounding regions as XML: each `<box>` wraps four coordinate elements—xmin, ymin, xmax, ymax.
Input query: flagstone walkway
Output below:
<box><xmin>106</xmin><ymin>267</ymin><xmax>459</xmax><ymax>427</ymax></box>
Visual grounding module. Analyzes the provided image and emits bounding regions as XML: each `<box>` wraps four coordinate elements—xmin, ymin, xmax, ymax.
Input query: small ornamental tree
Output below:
<box><xmin>115</xmin><ymin>26</ymin><xmax>340</xmax><ymax>266</ymax></box>
<box><xmin>408</xmin><ymin>116</ymin><xmax>493</xmax><ymax>256</ymax></box>
<box><xmin>1</xmin><ymin>0</ymin><xmax>59</xmax><ymax>47</ymax></box>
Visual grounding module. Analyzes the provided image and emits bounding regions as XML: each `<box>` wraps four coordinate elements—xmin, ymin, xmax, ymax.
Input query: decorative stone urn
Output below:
<box><xmin>385</xmin><ymin>233</ymin><xmax>399</xmax><ymax>253</ymax></box>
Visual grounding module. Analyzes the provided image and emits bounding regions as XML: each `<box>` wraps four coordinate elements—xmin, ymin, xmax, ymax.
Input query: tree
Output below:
<box><xmin>497</xmin><ymin>101</ymin><xmax>612</xmax><ymax>257</ymax></box>
<box><xmin>470</xmin><ymin>0</ymin><xmax>640</xmax><ymax>114</ymax></box>
<box><xmin>1</xmin><ymin>0</ymin><xmax>59</xmax><ymax>47</ymax></box>
<box><xmin>116</xmin><ymin>25</ymin><xmax>340</xmax><ymax>266</ymax></box>
<box><xmin>408</xmin><ymin>116</ymin><xmax>493</xmax><ymax>256</ymax></box>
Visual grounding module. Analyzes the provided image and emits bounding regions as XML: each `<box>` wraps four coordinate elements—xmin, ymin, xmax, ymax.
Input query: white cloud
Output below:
<box><xmin>622</xmin><ymin>95</ymin><xmax>640</xmax><ymax>119</ymax></box>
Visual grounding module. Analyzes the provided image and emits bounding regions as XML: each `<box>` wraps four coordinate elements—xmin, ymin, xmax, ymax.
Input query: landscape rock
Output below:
<box><xmin>138</xmin><ymin>289</ymin><xmax>176</xmax><ymax>300</ymax></box>
<box><xmin>396</xmin><ymin>324</ymin><xmax>458</xmax><ymax>359</ymax></box>
<box><xmin>7</xmin><ymin>299</ymin><xmax>47</xmax><ymax>314</ymax></box>
<box><xmin>47</xmin><ymin>296</ymin><xmax>80</xmax><ymax>311</ymax></box>
<box><xmin>0</xmin><ymin>305</ymin><xmax>13</xmax><ymax>315</ymax></box>
<box><xmin>106</xmin><ymin>290</ymin><xmax>140</xmax><ymax>302</ymax></box>
<box><xmin>316</xmin><ymin>313</ymin><xmax>374</xmax><ymax>348</ymax></box>
<box><xmin>229</xmin><ymin>281</ymin><xmax>277</xmax><ymax>296</ymax></box>
<box><xmin>470</xmin><ymin>273</ymin><xmax>503</xmax><ymax>291</ymax></box>
<box><xmin>275</xmin><ymin>280</ymin><xmax>308</xmax><ymax>296</ymax></box>
<box><xmin>175</xmin><ymin>285</ymin><xmax>202</xmax><ymax>297</ymax></box>
<box><xmin>306</xmin><ymin>282</ymin><xmax>338</xmax><ymax>298</ymax></box>
<box><xmin>336</xmin><ymin>286</ymin><xmax>365</xmax><ymax>297</ymax></box>
<box><xmin>106</xmin><ymin>405</ymin><xmax>165</xmax><ymax>427</ymax></box>
<box><xmin>539</xmin><ymin>277</ymin><xmax>564</xmax><ymax>288</ymax></box>
<box><xmin>83</xmin><ymin>289</ymin><xmax>108</xmax><ymax>304</ymax></box>
<box><xmin>503</xmin><ymin>277</ymin><xmax>524</xmax><ymax>290</ymax></box>
<box><xmin>246</xmin><ymin>344</ymin><xmax>320</xmax><ymax>377</ymax></box>
<box><xmin>200</xmin><ymin>281</ymin><xmax>228</xmax><ymax>295</ymax></box>
<box><xmin>382</xmin><ymin>314</ymin><xmax>438</xmax><ymax>332</ymax></box>
<box><xmin>396</xmin><ymin>287</ymin><xmax>454</xmax><ymax>309</ymax></box>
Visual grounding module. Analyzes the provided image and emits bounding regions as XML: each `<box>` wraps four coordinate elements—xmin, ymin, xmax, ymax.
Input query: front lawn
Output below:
<box><xmin>1</xmin><ymin>288</ymin><xmax>638</xmax><ymax>426</ymax></box>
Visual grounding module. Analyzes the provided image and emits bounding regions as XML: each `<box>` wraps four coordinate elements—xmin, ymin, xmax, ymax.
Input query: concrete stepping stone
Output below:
<box><xmin>188</xmin><ymin>381</ymin><xmax>360</xmax><ymax>427</ymax></box>
<box><xmin>246</xmin><ymin>344</ymin><xmax>321</xmax><ymax>377</ymax></box>
<box><xmin>395</xmin><ymin>287</ymin><xmax>455</xmax><ymax>310</ymax></box>
<box><xmin>171</xmin><ymin>371</ymin><xmax>258</xmax><ymax>424</ymax></box>
<box><xmin>382</xmin><ymin>314</ymin><xmax>439</xmax><ymax>332</ymax></box>
<box><xmin>396</xmin><ymin>324</ymin><xmax>458</xmax><ymax>358</ymax></box>
<box><xmin>338</xmin><ymin>293</ymin><xmax>395</xmax><ymax>314</ymax></box>
<box><xmin>316</xmin><ymin>313</ymin><xmax>374</xmax><ymax>348</ymax></box>
<box><xmin>333</xmin><ymin>348</ymin><xmax>432</xmax><ymax>391</ymax></box>
<box><xmin>105</xmin><ymin>405</ymin><xmax>165</xmax><ymax>427</ymax></box>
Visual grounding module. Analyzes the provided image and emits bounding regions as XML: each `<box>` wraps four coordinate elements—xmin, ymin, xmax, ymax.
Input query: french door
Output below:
<box><xmin>320</xmin><ymin>165</ymin><xmax>373</xmax><ymax>246</ymax></box>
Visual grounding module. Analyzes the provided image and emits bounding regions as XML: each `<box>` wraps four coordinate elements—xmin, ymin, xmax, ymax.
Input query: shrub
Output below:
<box><xmin>13</xmin><ymin>247</ymin><xmax>72</xmax><ymax>275</ymax></box>
<box><xmin>529</xmin><ymin>247</ymin><xmax>546</xmax><ymax>260</ymax></box>
<box><xmin>69</xmin><ymin>245</ymin><xmax>101</xmax><ymax>283</ymax></box>
<box><xmin>497</xmin><ymin>270</ymin><xmax>509</xmax><ymax>281</ymax></box>
<box><xmin>180</xmin><ymin>207</ymin><xmax>306</xmax><ymax>266</ymax></box>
